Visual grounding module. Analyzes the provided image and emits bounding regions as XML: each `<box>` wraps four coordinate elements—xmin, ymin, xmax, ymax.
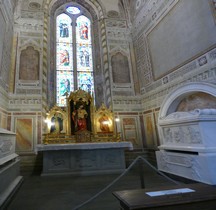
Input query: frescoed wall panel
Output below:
<box><xmin>19</xmin><ymin>47</ymin><xmax>39</xmax><ymax>81</ymax></box>
<box><xmin>121</xmin><ymin>117</ymin><xmax>142</xmax><ymax>148</ymax></box>
<box><xmin>143</xmin><ymin>113</ymin><xmax>157</xmax><ymax>148</ymax></box>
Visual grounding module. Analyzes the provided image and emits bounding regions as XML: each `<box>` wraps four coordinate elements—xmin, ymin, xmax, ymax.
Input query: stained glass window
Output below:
<box><xmin>66</xmin><ymin>6</ymin><xmax>80</xmax><ymax>15</ymax></box>
<box><xmin>56</xmin><ymin>8</ymin><xmax>94</xmax><ymax>106</ymax></box>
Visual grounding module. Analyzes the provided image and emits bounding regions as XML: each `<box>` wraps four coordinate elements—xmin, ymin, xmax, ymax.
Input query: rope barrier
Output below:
<box><xmin>72</xmin><ymin>155</ymin><xmax>181</xmax><ymax>210</ymax></box>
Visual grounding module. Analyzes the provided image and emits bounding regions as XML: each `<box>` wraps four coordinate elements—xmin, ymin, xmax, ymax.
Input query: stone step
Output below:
<box><xmin>19</xmin><ymin>153</ymin><xmax>43</xmax><ymax>176</ymax></box>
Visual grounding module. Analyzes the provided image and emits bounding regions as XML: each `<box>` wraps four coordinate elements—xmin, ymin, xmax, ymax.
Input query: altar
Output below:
<box><xmin>39</xmin><ymin>89</ymin><xmax>133</xmax><ymax>176</ymax></box>
<box><xmin>37</xmin><ymin>142</ymin><xmax>133</xmax><ymax>176</ymax></box>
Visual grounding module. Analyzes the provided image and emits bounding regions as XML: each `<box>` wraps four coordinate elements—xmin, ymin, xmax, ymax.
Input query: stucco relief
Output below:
<box><xmin>19</xmin><ymin>46</ymin><xmax>39</xmax><ymax>81</ymax></box>
<box><xmin>107</xmin><ymin>10</ymin><xmax>119</xmax><ymax>18</ymax></box>
<box><xmin>105</xmin><ymin>20</ymin><xmax>127</xmax><ymax>28</ymax></box>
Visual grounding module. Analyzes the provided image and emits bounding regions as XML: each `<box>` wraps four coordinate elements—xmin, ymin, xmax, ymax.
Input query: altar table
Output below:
<box><xmin>37</xmin><ymin>142</ymin><xmax>133</xmax><ymax>176</ymax></box>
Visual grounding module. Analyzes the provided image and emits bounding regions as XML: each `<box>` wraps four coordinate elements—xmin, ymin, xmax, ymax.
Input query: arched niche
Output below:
<box><xmin>19</xmin><ymin>46</ymin><xmax>40</xmax><ymax>81</ymax></box>
<box><xmin>158</xmin><ymin>82</ymin><xmax>216</xmax><ymax>120</ymax></box>
<box><xmin>111</xmin><ymin>52</ymin><xmax>131</xmax><ymax>84</ymax></box>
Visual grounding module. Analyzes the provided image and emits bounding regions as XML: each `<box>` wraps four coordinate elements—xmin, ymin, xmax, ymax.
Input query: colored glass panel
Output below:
<box><xmin>76</xmin><ymin>44</ymin><xmax>92</xmax><ymax>71</ymax></box>
<box><xmin>76</xmin><ymin>16</ymin><xmax>91</xmax><ymax>44</ymax></box>
<box><xmin>66</xmin><ymin>6</ymin><xmax>80</xmax><ymax>15</ymax></box>
<box><xmin>56</xmin><ymin>70</ymin><xmax>74</xmax><ymax>106</ymax></box>
<box><xmin>77</xmin><ymin>71</ymin><xmax>94</xmax><ymax>94</ymax></box>
<box><xmin>56</xmin><ymin>43</ymin><xmax>73</xmax><ymax>70</ymax></box>
<box><xmin>56</xmin><ymin>14</ymin><xmax>72</xmax><ymax>43</ymax></box>
<box><xmin>56</xmin><ymin>9</ymin><xmax>94</xmax><ymax>106</ymax></box>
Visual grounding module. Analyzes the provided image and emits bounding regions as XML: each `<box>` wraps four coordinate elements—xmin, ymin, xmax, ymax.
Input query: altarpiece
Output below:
<box><xmin>44</xmin><ymin>89</ymin><xmax>120</xmax><ymax>144</ymax></box>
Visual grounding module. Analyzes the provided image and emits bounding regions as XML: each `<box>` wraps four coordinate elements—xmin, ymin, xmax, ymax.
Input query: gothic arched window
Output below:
<box><xmin>56</xmin><ymin>6</ymin><xmax>94</xmax><ymax>106</ymax></box>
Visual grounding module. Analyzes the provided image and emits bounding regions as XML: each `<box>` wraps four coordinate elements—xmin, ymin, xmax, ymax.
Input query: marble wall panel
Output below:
<box><xmin>15</xmin><ymin>118</ymin><xmax>33</xmax><ymax>153</ymax></box>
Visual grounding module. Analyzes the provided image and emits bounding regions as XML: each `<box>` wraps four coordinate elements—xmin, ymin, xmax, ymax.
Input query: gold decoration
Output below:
<box><xmin>43</xmin><ymin>90</ymin><xmax>121</xmax><ymax>144</ymax></box>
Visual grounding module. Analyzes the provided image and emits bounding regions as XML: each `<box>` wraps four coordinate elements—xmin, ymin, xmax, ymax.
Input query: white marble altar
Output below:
<box><xmin>0</xmin><ymin>128</ymin><xmax>23</xmax><ymax>208</ymax></box>
<box><xmin>37</xmin><ymin>142</ymin><xmax>133</xmax><ymax>176</ymax></box>
<box><xmin>156</xmin><ymin>83</ymin><xmax>216</xmax><ymax>185</ymax></box>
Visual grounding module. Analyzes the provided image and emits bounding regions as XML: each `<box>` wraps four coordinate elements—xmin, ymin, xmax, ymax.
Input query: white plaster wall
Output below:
<box><xmin>148</xmin><ymin>0</ymin><xmax>216</xmax><ymax>79</ymax></box>
<box><xmin>101</xmin><ymin>0</ymin><xmax>119</xmax><ymax>13</ymax></box>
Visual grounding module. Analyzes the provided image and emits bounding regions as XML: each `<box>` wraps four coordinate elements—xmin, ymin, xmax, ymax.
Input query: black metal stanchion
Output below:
<box><xmin>139</xmin><ymin>159</ymin><xmax>145</xmax><ymax>189</ymax></box>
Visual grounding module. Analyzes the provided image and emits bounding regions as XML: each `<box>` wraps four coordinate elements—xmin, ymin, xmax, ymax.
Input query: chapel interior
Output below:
<box><xmin>1</xmin><ymin>0</ymin><xmax>216</xmax><ymax>209</ymax></box>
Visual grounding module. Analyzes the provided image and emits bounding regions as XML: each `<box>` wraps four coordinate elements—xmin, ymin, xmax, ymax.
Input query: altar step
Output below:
<box><xmin>125</xmin><ymin>149</ymin><xmax>157</xmax><ymax>167</ymax></box>
<box><xmin>18</xmin><ymin>150</ymin><xmax>157</xmax><ymax>176</ymax></box>
<box><xmin>19</xmin><ymin>153</ymin><xmax>43</xmax><ymax>176</ymax></box>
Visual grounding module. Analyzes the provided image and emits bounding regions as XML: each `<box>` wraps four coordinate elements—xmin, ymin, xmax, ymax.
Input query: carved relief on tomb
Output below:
<box><xmin>0</xmin><ymin>138</ymin><xmax>13</xmax><ymax>155</ymax></box>
<box><xmin>158</xmin><ymin>151</ymin><xmax>201</xmax><ymax>181</ymax></box>
<box><xmin>19</xmin><ymin>46</ymin><xmax>40</xmax><ymax>81</ymax></box>
<box><xmin>163</xmin><ymin>125</ymin><xmax>202</xmax><ymax>145</ymax></box>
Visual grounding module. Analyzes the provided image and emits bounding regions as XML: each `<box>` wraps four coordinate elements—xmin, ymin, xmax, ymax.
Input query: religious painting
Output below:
<box><xmin>71</xmin><ymin>102</ymin><xmax>89</xmax><ymax>133</ymax></box>
<box><xmin>45</xmin><ymin>106</ymin><xmax>67</xmax><ymax>134</ymax></box>
<box><xmin>15</xmin><ymin>118</ymin><xmax>33</xmax><ymax>153</ymax></box>
<box><xmin>143</xmin><ymin>113</ymin><xmax>157</xmax><ymax>148</ymax></box>
<box><xmin>68</xmin><ymin>89</ymin><xmax>93</xmax><ymax>135</ymax></box>
<box><xmin>94</xmin><ymin>104</ymin><xmax>114</xmax><ymax>134</ymax></box>
<box><xmin>122</xmin><ymin>117</ymin><xmax>141</xmax><ymax>148</ymax></box>
<box><xmin>19</xmin><ymin>47</ymin><xmax>39</xmax><ymax>81</ymax></box>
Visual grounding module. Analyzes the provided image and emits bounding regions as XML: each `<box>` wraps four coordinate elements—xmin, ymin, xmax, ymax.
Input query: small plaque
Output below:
<box><xmin>146</xmin><ymin>188</ymin><xmax>195</xmax><ymax>197</ymax></box>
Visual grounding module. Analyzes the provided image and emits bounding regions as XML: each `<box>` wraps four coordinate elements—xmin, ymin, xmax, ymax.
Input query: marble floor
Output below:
<box><xmin>5</xmin><ymin>159</ymin><xmax>189</xmax><ymax>210</ymax></box>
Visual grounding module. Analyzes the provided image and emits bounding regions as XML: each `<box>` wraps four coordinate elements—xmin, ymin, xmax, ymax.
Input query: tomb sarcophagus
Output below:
<box><xmin>156</xmin><ymin>83</ymin><xmax>216</xmax><ymax>185</ymax></box>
